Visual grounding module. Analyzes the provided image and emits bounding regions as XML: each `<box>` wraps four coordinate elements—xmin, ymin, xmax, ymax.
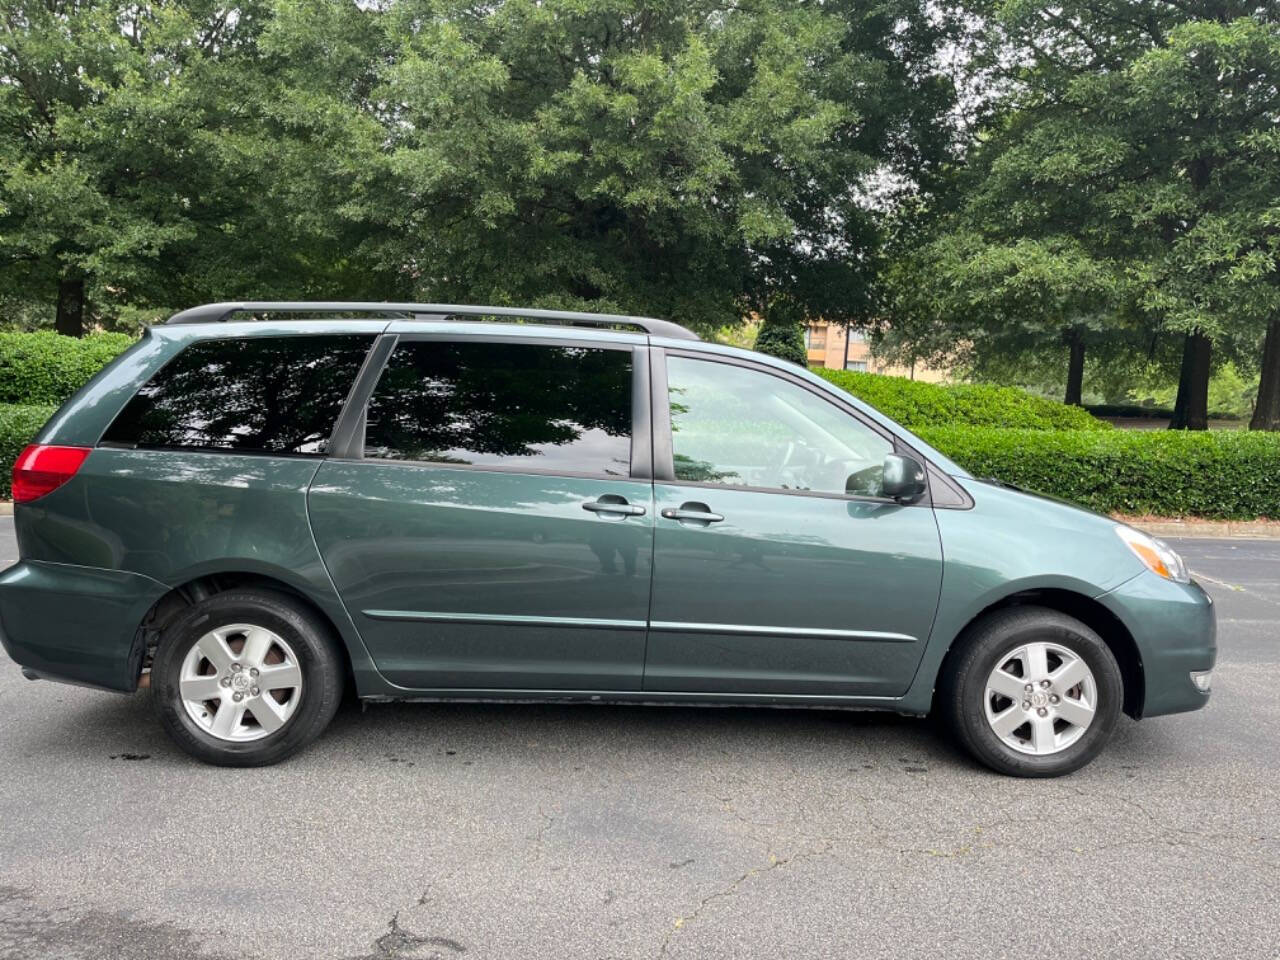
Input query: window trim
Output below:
<box><xmin>327</xmin><ymin>333</ymin><xmax>399</xmax><ymax>459</ymax></box>
<box><xmin>97</xmin><ymin>332</ymin><xmax>379</xmax><ymax>458</ymax></box>
<box><xmin>94</xmin><ymin>442</ymin><xmax>331</xmax><ymax>462</ymax></box>
<box><xmin>333</xmin><ymin>332</ymin><xmax>648</xmax><ymax>483</ymax></box>
<box><xmin>652</xmin><ymin>347</ymin><xmax>935</xmax><ymax>507</ymax></box>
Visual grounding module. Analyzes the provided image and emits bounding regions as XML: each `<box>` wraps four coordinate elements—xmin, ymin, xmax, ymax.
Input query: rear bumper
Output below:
<box><xmin>0</xmin><ymin>560</ymin><xmax>168</xmax><ymax>693</ymax></box>
<box><xmin>1098</xmin><ymin>571</ymin><xmax>1216</xmax><ymax>718</ymax></box>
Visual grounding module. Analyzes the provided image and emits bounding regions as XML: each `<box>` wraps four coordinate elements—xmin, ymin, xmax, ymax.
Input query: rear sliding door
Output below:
<box><xmin>308</xmin><ymin>335</ymin><xmax>654</xmax><ymax>691</ymax></box>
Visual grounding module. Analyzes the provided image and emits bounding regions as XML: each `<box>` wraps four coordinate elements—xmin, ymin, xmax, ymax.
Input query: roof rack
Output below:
<box><xmin>164</xmin><ymin>301</ymin><xmax>699</xmax><ymax>341</ymax></box>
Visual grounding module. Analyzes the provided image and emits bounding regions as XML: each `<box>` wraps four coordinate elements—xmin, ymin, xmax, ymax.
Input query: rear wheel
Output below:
<box><xmin>151</xmin><ymin>590</ymin><xmax>344</xmax><ymax>766</ymax></box>
<box><xmin>939</xmin><ymin>606</ymin><xmax>1123</xmax><ymax>777</ymax></box>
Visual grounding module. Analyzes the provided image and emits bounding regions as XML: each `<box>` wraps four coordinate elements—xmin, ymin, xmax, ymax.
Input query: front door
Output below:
<box><xmin>309</xmin><ymin>335</ymin><xmax>653</xmax><ymax>691</ymax></box>
<box><xmin>644</xmin><ymin>352</ymin><xmax>943</xmax><ymax>698</ymax></box>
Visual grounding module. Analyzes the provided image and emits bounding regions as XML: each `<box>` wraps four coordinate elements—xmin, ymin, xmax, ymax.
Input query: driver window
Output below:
<box><xmin>666</xmin><ymin>356</ymin><xmax>894</xmax><ymax>497</ymax></box>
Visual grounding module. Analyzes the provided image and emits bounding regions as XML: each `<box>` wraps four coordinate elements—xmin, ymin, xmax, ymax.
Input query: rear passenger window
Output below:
<box><xmin>103</xmin><ymin>336</ymin><xmax>372</xmax><ymax>455</ymax></box>
<box><xmin>364</xmin><ymin>341</ymin><xmax>632</xmax><ymax>476</ymax></box>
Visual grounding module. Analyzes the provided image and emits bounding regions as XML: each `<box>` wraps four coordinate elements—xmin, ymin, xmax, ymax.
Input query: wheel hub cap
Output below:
<box><xmin>178</xmin><ymin>624</ymin><xmax>304</xmax><ymax>743</ymax></box>
<box><xmin>983</xmin><ymin>640</ymin><xmax>1098</xmax><ymax>756</ymax></box>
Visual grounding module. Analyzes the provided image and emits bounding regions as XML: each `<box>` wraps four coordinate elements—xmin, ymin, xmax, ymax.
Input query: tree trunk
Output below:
<box><xmin>1064</xmin><ymin>330</ymin><xmax>1086</xmax><ymax>406</ymax></box>
<box><xmin>1250</xmin><ymin>318</ymin><xmax>1280</xmax><ymax>430</ymax></box>
<box><xmin>1169</xmin><ymin>331</ymin><xmax>1211</xmax><ymax>430</ymax></box>
<box><xmin>55</xmin><ymin>276</ymin><xmax>85</xmax><ymax>338</ymax></box>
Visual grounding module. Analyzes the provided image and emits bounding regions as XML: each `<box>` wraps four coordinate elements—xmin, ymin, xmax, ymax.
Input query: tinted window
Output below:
<box><xmin>667</xmin><ymin>356</ymin><xmax>893</xmax><ymax>496</ymax></box>
<box><xmin>364</xmin><ymin>341</ymin><xmax>632</xmax><ymax>476</ymax></box>
<box><xmin>103</xmin><ymin>335</ymin><xmax>372</xmax><ymax>455</ymax></box>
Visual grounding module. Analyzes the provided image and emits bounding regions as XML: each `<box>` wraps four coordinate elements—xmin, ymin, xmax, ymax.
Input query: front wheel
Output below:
<box><xmin>938</xmin><ymin>606</ymin><xmax>1123</xmax><ymax>777</ymax></box>
<box><xmin>151</xmin><ymin>590</ymin><xmax>345</xmax><ymax>766</ymax></box>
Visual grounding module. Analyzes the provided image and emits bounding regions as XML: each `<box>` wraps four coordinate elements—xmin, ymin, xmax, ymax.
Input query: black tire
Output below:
<box><xmin>151</xmin><ymin>590</ymin><xmax>345</xmax><ymax>767</ymax></box>
<box><xmin>937</xmin><ymin>606</ymin><xmax>1123</xmax><ymax>778</ymax></box>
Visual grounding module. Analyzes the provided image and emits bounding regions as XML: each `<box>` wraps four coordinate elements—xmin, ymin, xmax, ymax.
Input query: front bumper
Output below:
<box><xmin>1097</xmin><ymin>571</ymin><xmax>1216</xmax><ymax>718</ymax></box>
<box><xmin>0</xmin><ymin>560</ymin><xmax>169</xmax><ymax>693</ymax></box>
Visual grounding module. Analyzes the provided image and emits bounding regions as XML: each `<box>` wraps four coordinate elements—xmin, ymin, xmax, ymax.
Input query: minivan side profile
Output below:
<box><xmin>0</xmin><ymin>302</ymin><xmax>1215</xmax><ymax>776</ymax></box>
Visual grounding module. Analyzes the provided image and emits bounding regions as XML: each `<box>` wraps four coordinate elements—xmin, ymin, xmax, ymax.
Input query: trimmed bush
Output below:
<box><xmin>816</xmin><ymin>368</ymin><xmax>1109</xmax><ymax>431</ymax></box>
<box><xmin>919</xmin><ymin>426</ymin><xmax>1280</xmax><ymax>520</ymax></box>
<box><xmin>0</xmin><ymin>331</ymin><xmax>135</xmax><ymax>405</ymax></box>
<box><xmin>0</xmin><ymin>404</ymin><xmax>58</xmax><ymax>499</ymax></box>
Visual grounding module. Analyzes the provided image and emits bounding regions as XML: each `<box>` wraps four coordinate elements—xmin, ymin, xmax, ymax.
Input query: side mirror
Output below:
<box><xmin>880</xmin><ymin>453</ymin><xmax>927</xmax><ymax>503</ymax></box>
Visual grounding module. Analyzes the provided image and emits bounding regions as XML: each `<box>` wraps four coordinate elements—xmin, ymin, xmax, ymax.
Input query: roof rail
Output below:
<box><xmin>164</xmin><ymin>301</ymin><xmax>699</xmax><ymax>341</ymax></box>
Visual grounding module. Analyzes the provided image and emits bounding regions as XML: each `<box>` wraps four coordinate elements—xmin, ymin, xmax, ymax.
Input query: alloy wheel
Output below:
<box><xmin>983</xmin><ymin>641</ymin><xmax>1098</xmax><ymax>756</ymax></box>
<box><xmin>178</xmin><ymin>623</ymin><xmax>303</xmax><ymax>742</ymax></box>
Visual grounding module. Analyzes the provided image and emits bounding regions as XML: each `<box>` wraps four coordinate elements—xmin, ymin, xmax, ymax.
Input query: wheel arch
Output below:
<box><xmin>133</xmin><ymin>570</ymin><xmax>360</xmax><ymax>694</ymax></box>
<box><xmin>934</xmin><ymin>588</ymin><xmax>1144</xmax><ymax>719</ymax></box>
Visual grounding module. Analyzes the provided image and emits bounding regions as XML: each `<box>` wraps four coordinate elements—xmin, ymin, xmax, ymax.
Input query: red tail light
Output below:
<box><xmin>12</xmin><ymin>444</ymin><xmax>92</xmax><ymax>503</ymax></box>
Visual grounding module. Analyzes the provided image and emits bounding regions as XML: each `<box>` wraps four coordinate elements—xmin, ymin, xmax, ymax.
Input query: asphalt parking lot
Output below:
<box><xmin>0</xmin><ymin>520</ymin><xmax>1276</xmax><ymax>960</ymax></box>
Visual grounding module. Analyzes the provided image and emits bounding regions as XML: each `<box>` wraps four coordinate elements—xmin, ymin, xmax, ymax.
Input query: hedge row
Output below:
<box><xmin>0</xmin><ymin>331</ymin><xmax>135</xmax><ymax>405</ymax></box>
<box><xmin>0</xmin><ymin>404</ymin><xmax>58</xmax><ymax>499</ymax></box>
<box><xmin>816</xmin><ymin>368</ymin><xmax>1109</xmax><ymax>431</ymax></box>
<box><xmin>920</xmin><ymin>426</ymin><xmax>1280</xmax><ymax>520</ymax></box>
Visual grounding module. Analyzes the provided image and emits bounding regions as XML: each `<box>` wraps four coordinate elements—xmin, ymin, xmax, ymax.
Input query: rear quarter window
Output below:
<box><xmin>102</xmin><ymin>335</ymin><xmax>372</xmax><ymax>455</ymax></box>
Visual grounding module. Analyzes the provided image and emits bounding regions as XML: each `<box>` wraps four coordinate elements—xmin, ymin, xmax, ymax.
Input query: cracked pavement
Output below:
<box><xmin>0</xmin><ymin>521</ymin><xmax>1276</xmax><ymax>959</ymax></box>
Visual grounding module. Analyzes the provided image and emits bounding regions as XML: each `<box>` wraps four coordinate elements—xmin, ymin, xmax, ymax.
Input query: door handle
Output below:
<box><xmin>661</xmin><ymin>506</ymin><xmax>724</xmax><ymax>523</ymax></box>
<box><xmin>582</xmin><ymin>499</ymin><xmax>646</xmax><ymax>517</ymax></box>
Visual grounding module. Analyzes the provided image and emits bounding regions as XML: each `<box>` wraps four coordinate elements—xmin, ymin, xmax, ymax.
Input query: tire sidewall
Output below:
<box><xmin>956</xmin><ymin>612</ymin><xmax>1123</xmax><ymax>778</ymax></box>
<box><xmin>152</xmin><ymin>592</ymin><xmax>341</xmax><ymax>766</ymax></box>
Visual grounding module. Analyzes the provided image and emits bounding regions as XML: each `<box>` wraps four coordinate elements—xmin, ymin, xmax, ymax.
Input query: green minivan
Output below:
<box><xmin>0</xmin><ymin>303</ymin><xmax>1215</xmax><ymax>776</ymax></box>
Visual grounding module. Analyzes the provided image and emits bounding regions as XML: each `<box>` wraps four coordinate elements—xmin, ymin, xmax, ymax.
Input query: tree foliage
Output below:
<box><xmin>348</xmin><ymin>0</ymin><xmax>955</xmax><ymax>331</ymax></box>
<box><xmin>0</xmin><ymin>0</ymin><xmax>956</xmax><ymax>335</ymax></box>
<box><xmin>752</xmin><ymin>322</ymin><xmax>808</xmax><ymax>366</ymax></box>
<box><xmin>3</xmin><ymin>0</ymin><xmax>1277</xmax><ymax>436</ymax></box>
<box><xmin>881</xmin><ymin>2</ymin><xmax>1280</xmax><ymax>426</ymax></box>
<box><xmin>752</xmin><ymin>294</ymin><xmax>808</xmax><ymax>365</ymax></box>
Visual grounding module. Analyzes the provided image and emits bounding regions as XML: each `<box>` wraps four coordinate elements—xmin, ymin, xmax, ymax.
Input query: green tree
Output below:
<box><xmin>336</xmin><ymin>0</ymin><xmax>957</xmax><ymax>333</ymax></box>
<box><xmin>0</xmin><ymin>0</ymin><xmax>383</xmax><ymax>334</ymax></box>
<box><xmin>0</xmin><ymin>0</ymin><xmax>234</xmax><ymax>332</ymax></box>
<box><xmin>2</xmin><ymin>0</ymin><xmax>958</xmax><ymax>338</ymax></box>
<box><xmin>753</xmin><ymin>295</ymin><xmax>808</xmax><ymax>366</ymax></box>
<box><xmin>890</xmin><ymin>2</ymin><xmax>1280</xmax><ymax>428</ymax></box>
<box><xmin>879</xmin><ymin>226</ymin><xmax>1132</xmax><ymax>405</ymax></box>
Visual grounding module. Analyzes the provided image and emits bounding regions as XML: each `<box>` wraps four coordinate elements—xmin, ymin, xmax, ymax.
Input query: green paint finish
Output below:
<box><xmin>0</xmin><ymin>560</ymin><xmax>168</xmax><ymax>692</ymax></box>
<box><xmin>643</xmin><ymin>483</ymin><xmax>943</xmax><ymax>697</ymax></box>
<box><xmin>11</xmin><ymin>447</ymin><xmax>384</xmax><ymax>690</ymax></box>
<box><xmin>1095</xmin><ymin>573</ymin><xmax>1216</xmax><ymax>718</ymax></box>
<box><xmin>308</xmin><ymin>459</ymin><xmax>654</xmax><ymax>691</ymax></box>
<box><xmin>17</xmin><ymin>449</ymin><xmax>326</xmax><ymax>581</ymax></box>
<box><xmin>898</xmin><ymin>478</ymin><xmax>1188</xmax><ymax>715</ymax></box>
<box><xmin>0</xmin><ymin>318</ymin><xmax>1215</xmax><ymax>732</ymax></box>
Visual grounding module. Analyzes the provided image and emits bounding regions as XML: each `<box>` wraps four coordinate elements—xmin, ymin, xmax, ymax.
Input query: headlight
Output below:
<box><xmin>1115</xmin><ymin>525</ymin><xmax>1190</xmax><ymax>583</ymax></box>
